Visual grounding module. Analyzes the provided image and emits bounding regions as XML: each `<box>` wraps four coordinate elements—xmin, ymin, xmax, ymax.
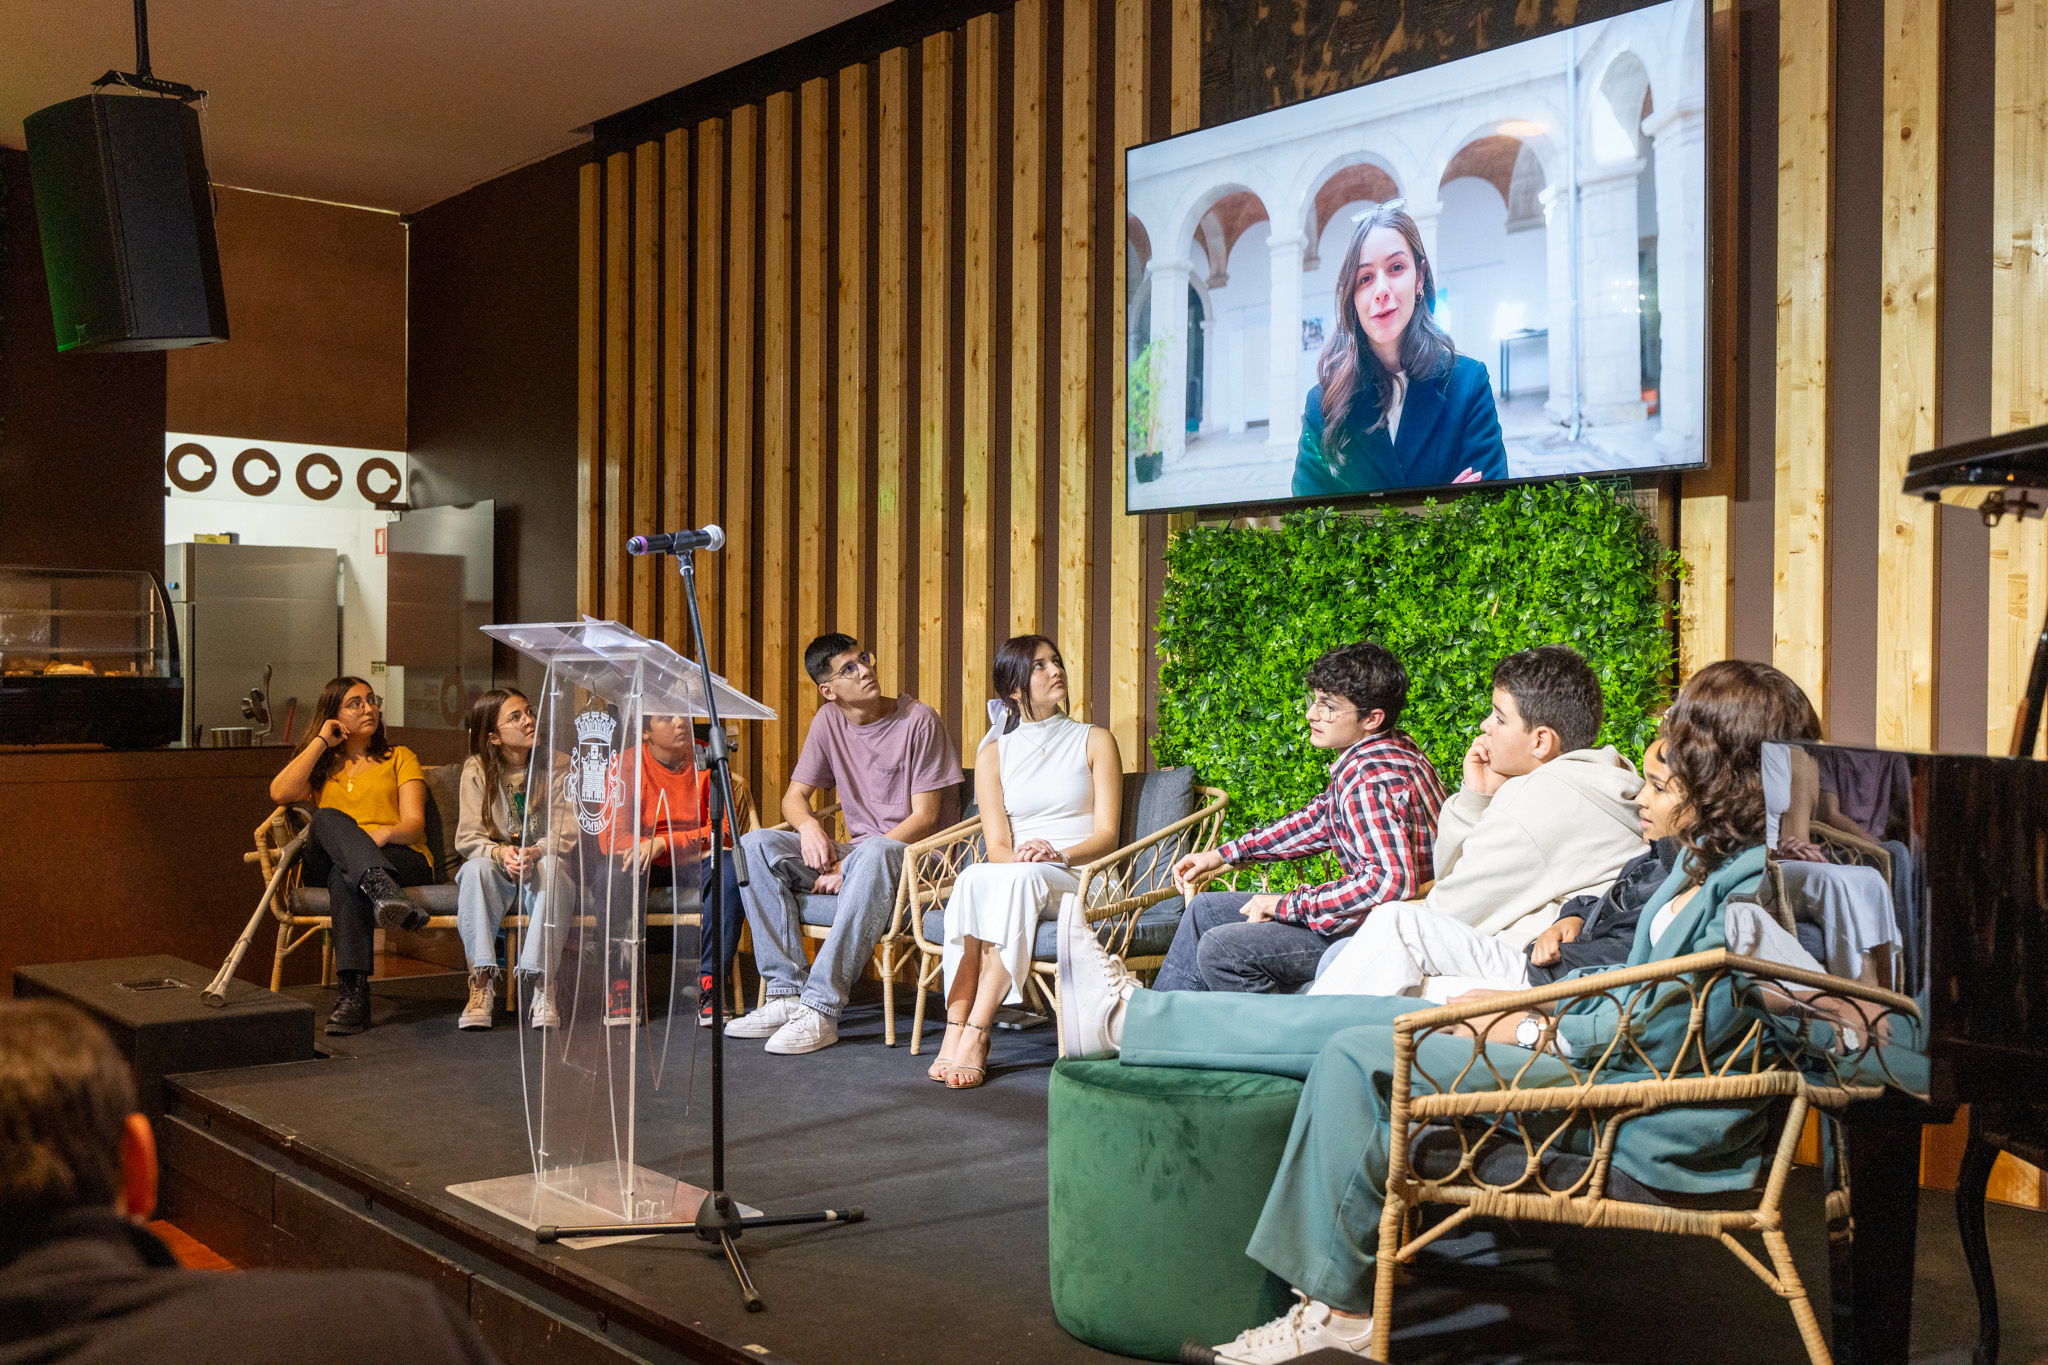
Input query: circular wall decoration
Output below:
<box><xmin>357</xmin><ymin>457</ymin><xmax>403</xmax><ymax>504</ymax></box>
<box><xmin>295</xmin><ymin>452</ymin><xmax>344</xmax><ymax>500</ymax></box>
<box><xmin>165</xmin><ymin>442</ymin><xmax>217</xmax><ymax>492</ymax></box>
<box><xmin>232</xmin><ymin>448</ymin><xmax>282</xmax><ymax>496</ymax></box>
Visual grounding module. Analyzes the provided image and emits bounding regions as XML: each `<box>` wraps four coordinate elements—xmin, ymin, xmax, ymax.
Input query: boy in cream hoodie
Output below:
<box><xmin>1311</xmin><ymin>643</ymin><xmax>1644</xmax><ymax>997</ymax></box>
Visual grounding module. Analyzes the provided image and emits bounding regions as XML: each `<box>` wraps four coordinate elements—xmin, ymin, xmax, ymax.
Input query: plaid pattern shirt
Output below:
<box><xmin>1215</xmin><ymin>730</ymin><xmax>1447</xmax><ymax>935</ymax></box>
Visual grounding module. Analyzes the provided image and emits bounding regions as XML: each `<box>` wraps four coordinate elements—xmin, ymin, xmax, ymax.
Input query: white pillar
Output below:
<box><xmin>1406</xmin><ymin>197</ymin><xmax>1444</xmax><ymax>292</ymax></box>
<box><xmin>1266</xmin><ymin>232</ymin><xmax>1305</xmax><ymax>451</ymax></box>
<box><xmin>1200</xmin><ymin>319</ymin><xmax>1220</xmax><ymax>433</ymax></box>
<box><xmin>1644</xmin><ymin>99</ymin><xmax>1706</xmax><ymax>461</ymax></box>
<box><xmin>1540</xmin><ymin>183</ymin><xmax>1576</xmax><ymax>425</ymax></box>
<box><xmin>1224</xmin><ymin>322</ymin><xmax>1246</xmax><ymax>433</ymax></box>
<box><xmin>1148</xmin><ymin>258</ymin><xmax>1194</xmax><ymax>464</ymax></box>
<box><xmin>1575</xmin><ymin>157</ymin><xmax>1648</xmax><ymax>425</ymax></box>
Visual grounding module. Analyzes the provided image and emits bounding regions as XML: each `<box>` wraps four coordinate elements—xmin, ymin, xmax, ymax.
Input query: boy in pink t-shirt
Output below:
<box><xmin>728</xmin><ymin>632</ymin><xmax>963</xmax><ymax>1055</ymax></box>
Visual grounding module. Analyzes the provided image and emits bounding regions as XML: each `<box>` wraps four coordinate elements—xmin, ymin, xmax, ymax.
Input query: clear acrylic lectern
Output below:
<box><xmin>448</xmin><ymin>618</ymin><xmax>773</xmax><ymax>1241</ymax></box>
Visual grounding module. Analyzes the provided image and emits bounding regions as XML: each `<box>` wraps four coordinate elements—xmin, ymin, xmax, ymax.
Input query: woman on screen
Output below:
<box><xmin>1292</xmin><ymin>201</ymin><xmax>1509</xmax><ymax>498</ymax></box>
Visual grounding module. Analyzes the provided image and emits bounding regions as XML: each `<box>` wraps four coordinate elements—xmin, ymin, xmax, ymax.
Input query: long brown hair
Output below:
<box><xmin>992</xmin><ymin>634</ymin><xmax>1066</xmax><ymax>735</ymax></box>
<box><xmin>1317</xmin><ymin>202</ymin><xmax>1458</xmax><ymax>467</ymax></box>
<box><xmin>300</xmin><ymin>675</ymin><xmax>392</xmax><ymax>792</ymax></box>
<box><xmin>1659</xmin><ymin>660</ymin><xmax>1822</xmax><ymax>882</ymax></box>
<box><xmin>466</xmin><ymin>688</ymin><xmax>530</xmax><ymax>802</ymax></box>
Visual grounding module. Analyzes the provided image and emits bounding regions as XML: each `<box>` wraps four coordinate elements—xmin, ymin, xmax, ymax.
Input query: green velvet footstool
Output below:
<box><xmin>1047</xmin><ymin>1057</ymin><xmax>1301</xmax><ymax>1361</ymax></box>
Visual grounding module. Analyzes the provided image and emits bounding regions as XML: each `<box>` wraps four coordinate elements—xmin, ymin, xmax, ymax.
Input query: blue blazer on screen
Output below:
<box><xmin>1291</xmin><ymin>352</ymin><xmax>1510</xmax><ymax>498</ymax></box>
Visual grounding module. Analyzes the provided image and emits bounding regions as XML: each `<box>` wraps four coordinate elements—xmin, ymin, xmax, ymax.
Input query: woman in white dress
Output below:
<box><xmin>934</xmin><ymin>636</ymin><xmax>1122</xmax><ymax>1089</ymax></box>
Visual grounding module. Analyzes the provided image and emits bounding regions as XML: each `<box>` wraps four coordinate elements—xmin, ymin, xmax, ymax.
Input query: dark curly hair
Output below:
<box><xmin>1304</xmin><ymin>640</ymin><xmax>1407</xmax><ymax>732</ymax></box>
<box><xmin>1660</xmin><ymin>660</ymin><xmax>1822</xmax><ymax>882</ymax></box>
<box><xmin>1491</xmin><ymin>644</ymin><xmax>1604</xmax><ymax>754</ymax></box>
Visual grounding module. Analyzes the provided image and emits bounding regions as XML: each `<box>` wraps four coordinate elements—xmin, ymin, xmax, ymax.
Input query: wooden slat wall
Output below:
<box><xmin>962</xmin><ymin>16</ymin><xmax>997</xmax><ymax>757</ymax></box>
<box><xmin>918</xmin><ymin>33</ymin><xmax>956</xmax><ymax>744</ymax></box>
<box><xmin>1875</xmin><ymin>0</ymin><xmax>1942</xmax><ymax>751</ymax></box>
<box><xmin>577</xmin><ymin>0</ymin><xmax>1198</xmax><ymax>799</ymax></box>
<box><xmin>1677</xmin><ymin>0</ymin><xmax>1739</xmax><ymax>679</ymax></box>
<box><xmin>1774</xmin><ymin>0</ymin><xmax>1834</xmax><ymax>727</ymax></box>
<box><xmin>1010</xmin><ymin>0</ymin><xmax>1047</xmax><ymax>640</ymax></box>
<box><xmin>1989</xmin><ymin>0</ymin><xmax>2048</xmax><ymax>754</ymax></box>
<box><xmin>798</xmin><ymin>79</ymin><xmax>831</xmax><ymax>745</ymax></box>
<box><xmin>1109</xmin><ymin>0</ymin><xmax>1147</xmax><ymax>770</ymax></box>
<box><xmin>877</xmin><ymin>48</ymin><xmax>911</xmax><ymax>699</ymax></box>
<box><xmin>1059</xmin><ymin>0</ymin><xmax>1097</xmax><ymax>722</ymax></box>
<box><xmin>837</xmin><ymin>64</ymin><xmax>870</xmax><ymax>649</ymax></box>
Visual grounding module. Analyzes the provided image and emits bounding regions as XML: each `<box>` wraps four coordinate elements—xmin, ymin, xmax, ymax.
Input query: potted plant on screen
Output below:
<box><xmin>1129</xmin><ymin>338</ymin><xmax>1164</xmax><ymax>484</ymax></box>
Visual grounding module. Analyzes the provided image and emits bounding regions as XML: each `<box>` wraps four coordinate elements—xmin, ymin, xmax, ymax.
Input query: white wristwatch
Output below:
<box><xmin>1515</xmin><ymin>1014</ymin><xmax>1544</xmax><ymax>1049</ymax></box>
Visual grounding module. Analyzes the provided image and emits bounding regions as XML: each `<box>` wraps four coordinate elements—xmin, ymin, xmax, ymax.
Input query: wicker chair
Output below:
<box><xmin>1370</xmin><ymin>948</ymin><xmax>1922</xmax><ymax>1365</ymax></box>
<box><xmin>243</xmin><ymin>766</ymin><xmax>754</xmax><ymax>1014</ymax></box>
<box><xmin>901</xmin><ymin>778</ymin><xmax>1230</xmax><ymax>1055</ymax></box>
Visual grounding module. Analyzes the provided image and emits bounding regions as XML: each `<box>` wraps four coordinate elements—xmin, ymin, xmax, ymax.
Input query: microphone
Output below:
<box><xmin>627</xmin><ymin>524</ymin><xmax>725</xmax><ymax>555</ymax></box>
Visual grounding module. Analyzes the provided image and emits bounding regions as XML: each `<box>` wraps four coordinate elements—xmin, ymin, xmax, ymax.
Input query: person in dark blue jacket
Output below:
<box><xmin>1292</xmin><ymin>201</ymin><xmax>1509</xmax><ymax>498</ymax></box>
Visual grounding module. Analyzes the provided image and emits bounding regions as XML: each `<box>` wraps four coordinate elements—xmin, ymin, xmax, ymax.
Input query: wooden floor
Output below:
<box><xmin>147</xmin><ymin>1220</ymin><xmax>234</xmax><ymax>1271</ymax></box>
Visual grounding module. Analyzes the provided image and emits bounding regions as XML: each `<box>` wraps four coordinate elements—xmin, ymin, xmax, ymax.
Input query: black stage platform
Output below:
<box><xmin>157</xmin><ymin>974</ymin><xmax>2047</xmax><ymax>1365</ymax></box>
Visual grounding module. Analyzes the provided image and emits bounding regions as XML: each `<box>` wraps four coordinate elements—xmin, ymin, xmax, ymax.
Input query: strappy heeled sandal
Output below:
<box><xmin>945</xmin><ymin>1021</ymin><xmax>991</xmax><ymax>1090</ymax></box>
<box><xmin>928</xmin><ymin>1019</ymin><xmax>970</xmax><ymax>1081</ymax></box>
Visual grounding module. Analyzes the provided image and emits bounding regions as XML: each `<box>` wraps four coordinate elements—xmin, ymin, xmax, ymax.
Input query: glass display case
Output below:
<box><xmin>0</xmin><ymin>566</ymin><xmax>182</xmax><ymax>747</ymax></box>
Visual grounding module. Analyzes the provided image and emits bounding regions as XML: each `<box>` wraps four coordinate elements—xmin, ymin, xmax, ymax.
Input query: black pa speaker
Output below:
<box><xmin>22</xmin><ymin>93</ymin><xmax>229</xmax><ymax>353</ymax></box>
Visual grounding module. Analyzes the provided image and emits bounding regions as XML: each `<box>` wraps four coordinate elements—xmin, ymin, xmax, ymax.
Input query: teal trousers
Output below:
<box><xmin>1119</xmin><ymin>989</ymin><xmax>1575</xmax><ymax>1313</ymax></box>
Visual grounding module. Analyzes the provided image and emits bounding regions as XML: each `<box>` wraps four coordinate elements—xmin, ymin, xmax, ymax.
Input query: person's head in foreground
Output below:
<box><xmin>804</xmin><ymin>632</ymin><xmax>883</xmax><ymax>712</ymax></box>
<box><xmin>1472</xmin><ymin>643</ymin><xmax>1605</xmax><ymax>781</ymax></box>
<box><xmin>1659</xmin><ymin>658</ymin><xmax>1821</xmax><ymax>883</ymax></box>
<box><xmin>992</xmin><ymin>634</ymin><xmax>1069</xmax><ymax>734</ymax></box>
<box><xmin>1302</xmin><ymin>641</ymin><xmax>1406</xmax><ymax>750</ymax></box>
<box><xmin>0</xmin><ymin>999</ymin><xmax>154</xmax><ymax>1236</ymax></box>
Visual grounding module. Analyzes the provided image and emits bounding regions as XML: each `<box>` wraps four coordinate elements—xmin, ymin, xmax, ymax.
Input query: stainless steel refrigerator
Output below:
<box><xmin>164</xmin><ymin>543</ymin><xmax>339</xmax><ymax>747</ymax></box>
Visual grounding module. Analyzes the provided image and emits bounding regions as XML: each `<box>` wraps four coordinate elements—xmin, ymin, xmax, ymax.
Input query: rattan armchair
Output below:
<box><xmin>1370</xmin><ymin>948</ymin><xmax>1922</xmax><ymax>1365</ymax></box>
<box><xmin>901</xmin><ymin>785</ymin><xmax>1231</xmax><ymax>1055</ymax></box>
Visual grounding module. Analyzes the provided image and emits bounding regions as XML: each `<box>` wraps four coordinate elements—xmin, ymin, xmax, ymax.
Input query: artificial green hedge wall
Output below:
<box><xmin>1154</xmin><ymin>481</ymin><xmax>1680</xmax><ymax>888</ymax></box>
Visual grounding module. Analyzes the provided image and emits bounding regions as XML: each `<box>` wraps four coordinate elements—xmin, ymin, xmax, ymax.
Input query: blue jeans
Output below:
<box><xmin>735</xmin><ymin>828</ymin><xmax>905</xmax><ymax>1020</ymax></box>
<box><xmin>455</xmin><ymin>855</ymin><xmax>569</xmax><ymax>976</ymax></box>
<box><xmin>1152</xmin><ymin>890</ymin><xmax>1338</xmax><ymax>994</ymax></box>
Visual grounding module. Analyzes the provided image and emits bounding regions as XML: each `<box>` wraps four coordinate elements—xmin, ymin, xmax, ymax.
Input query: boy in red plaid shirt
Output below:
<box><xmin>1157</xmin><ymin>641</ymin><xmax>1446</xmax><ymax>993</ymax></box>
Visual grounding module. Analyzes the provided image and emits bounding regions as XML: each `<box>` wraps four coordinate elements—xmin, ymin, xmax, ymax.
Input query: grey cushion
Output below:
<box><xmin>1408</xmin><ymin>1124</ymin><xmax>1763</xmax><ymax>1211</ymax></box>
<box><xmin>958</xmin><ymin>767</ymin><xmax>977</xmax><ymax>821</ymax></box>
<box><xmin>1125</xmin><ymin>765</ymin><xmax>1196</xmax><ymax>847</ymax></box>
<box><xmin>288</xmin><ymin>882</ymin><xmax>460</xmax><ymax>917</ymax></box>
<box><xmin>420</xmin><ymin>762</ymin><xmax>463</xmax><ymax>878</ymax></box>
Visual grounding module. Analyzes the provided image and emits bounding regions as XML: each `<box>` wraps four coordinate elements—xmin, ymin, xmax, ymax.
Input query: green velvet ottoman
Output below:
<box><xmin>1047</xmin><ymin>1058</ymin><xmax>1300</xmax><ymax>1361</ymax></box>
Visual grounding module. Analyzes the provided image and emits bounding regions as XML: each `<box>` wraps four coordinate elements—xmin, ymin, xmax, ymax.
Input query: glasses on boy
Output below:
<box><xmin>1303</xmin><ymin>693</ymin><xmax>1358</xmax><ymax>720</ymax></box>
<box><xmin>828</xmin><ymin>651</ymin><xmax>876</xmax><ymax>683</ymax></box>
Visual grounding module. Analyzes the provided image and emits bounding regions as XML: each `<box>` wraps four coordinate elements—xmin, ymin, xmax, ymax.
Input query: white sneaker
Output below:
<box><xmin>528</xmin><ymin>982</ymin><xmax>560</xmax><ymax>1029</ymax></box>
<box><xmin>458</xmin><ymin>967</ymin><xmax>498</xmax><ymax>1031</ymax></box>
<box><xmin>725</xmin><ymin>995</ymin><xmax>805</xmax><ymax>1039</ymax></box>
<box><xmin>1055</xmin><ymin>893</ymin><xmax>1136</xmax><ymax>1059</ymax></box>
<box><xmin>763</xmin><ymin>1004</ymin><xmax>839</xmax><ymax>1055</ymax></box>
<box><xmin>1211</xmin><ymin>1294</ymin><xmax>1374</xmax><ymax>1363</ymax></box>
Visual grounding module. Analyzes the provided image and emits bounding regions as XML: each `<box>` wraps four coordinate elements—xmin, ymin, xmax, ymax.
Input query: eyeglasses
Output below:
<box><xmin>1304</xmin><ymin>694</ymin><xmax>1358</xmax><ymax>720</ymax></box>
<box><xmin>828</xmin><ymin>651</ymin><xmax>876</xmax><ymax>683</ymax></box>
<box><xmin>340</xmin><ymin>693</ymin><xmax>384</xmax><ymax>715</ymax></box>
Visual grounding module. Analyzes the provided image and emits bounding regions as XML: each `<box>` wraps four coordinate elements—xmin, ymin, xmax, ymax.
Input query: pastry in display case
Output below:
<box><xmin>0</xmin><ymin>566</ymin><xmax>182</xmax><ymax>748</ymax></box>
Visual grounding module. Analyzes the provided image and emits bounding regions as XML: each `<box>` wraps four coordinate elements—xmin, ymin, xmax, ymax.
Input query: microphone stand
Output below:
<box><xmin>534</xmin><ymin>544</ymin><xmax>863</xmax><ymax>1310</ymax></box>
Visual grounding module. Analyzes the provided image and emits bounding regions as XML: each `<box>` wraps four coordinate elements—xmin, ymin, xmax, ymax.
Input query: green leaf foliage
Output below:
<box><xmin>1154</xmin><ymin>480</ymin><xmax>1681</xmax><ymax>891</ymax></box>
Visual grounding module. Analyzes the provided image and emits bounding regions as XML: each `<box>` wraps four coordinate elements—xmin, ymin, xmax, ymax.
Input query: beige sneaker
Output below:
<box><xmin>529</xmin><ymin>981</ymin><xmax>561</xmax><ymax>1029</ymax></box>
<box><xmin>1209</xmin><ymin>1293</ymin><xmax>1374</xmax><ymax>1362</ymax></box>
<box><xmin>459</xmin><ymin>966</ymin><xmax>499</xmax><ymax>1031</ymax></box>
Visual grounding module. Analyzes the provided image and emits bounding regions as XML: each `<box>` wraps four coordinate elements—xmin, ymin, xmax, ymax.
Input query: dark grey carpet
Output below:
<box><xmin>164</xmin><ymin>973</ymin><xmax>2045</xmax><ymax>1364</ymax></box>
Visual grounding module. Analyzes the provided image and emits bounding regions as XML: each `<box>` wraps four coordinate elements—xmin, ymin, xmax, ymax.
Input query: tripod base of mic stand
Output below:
<box><xmin>535</xmin><ymin>1193</ymin><xmax>865</xmax><ymax>1312</ymax></box>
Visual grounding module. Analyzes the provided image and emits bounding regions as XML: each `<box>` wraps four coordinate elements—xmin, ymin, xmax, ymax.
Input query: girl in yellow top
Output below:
<box><xmin>270</xmin><ymin>676</ymin><xmax>435</xmax><ymax>1036</ymax></box>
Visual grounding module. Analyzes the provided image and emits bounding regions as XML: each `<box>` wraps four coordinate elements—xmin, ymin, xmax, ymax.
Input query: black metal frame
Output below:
<box><xmin>532</xmin><ymin>546</ymin><xmax>862</xmax><ymax>1311</ymax></box>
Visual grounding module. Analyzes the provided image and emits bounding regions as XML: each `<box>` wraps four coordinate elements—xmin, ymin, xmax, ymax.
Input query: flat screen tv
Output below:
<box><xmin>1123</xmin><ymin>0</ymin><xmax>1708</xmax><ymax>514</ymax></box>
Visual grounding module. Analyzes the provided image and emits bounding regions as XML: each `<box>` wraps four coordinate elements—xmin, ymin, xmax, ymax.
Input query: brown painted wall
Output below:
<box><xmin>404</xmin><ymin>147</ymin><xmax>584</xmax><ymax>693</ymax></box>
<box><xmin>165</xmin><ymin>187</ymin><xmax>407</xmax><ymax>451</ymax></box>
<box><xmin>0</xmin><ymin>748</ymin><xmax>318</xmax><ymax>996</ymax></box>
<box><xmin>0</xmin><ymin>148</ymin><xmax>166</xmax><ymax>578</ymax></box>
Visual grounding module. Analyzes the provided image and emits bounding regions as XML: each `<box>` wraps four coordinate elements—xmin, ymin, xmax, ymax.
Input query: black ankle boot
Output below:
<box><xmin>360</xmin><ymin>866</ymin><xmax>426</xmax><ymax>931</ymax></box>
<box><xmin>327</xmin><ymin>970</ymin><xmax>371</xmax><ymax>1036</ymax></box>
